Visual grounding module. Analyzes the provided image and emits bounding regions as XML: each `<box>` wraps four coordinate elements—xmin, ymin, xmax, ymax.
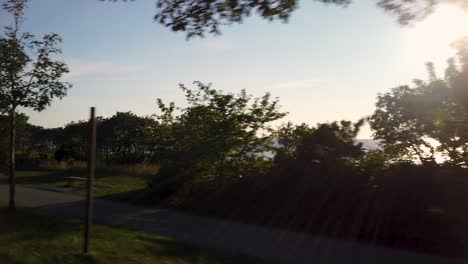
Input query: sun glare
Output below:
<box><xmin>416</xmin><ymin>4</ymin><xmax>468</xmax><ymax>42</ymax></box>
<box><xmin>404</xmin><ymin>4</ymin><xmax>468</xmax><ymax>66</ymax></box>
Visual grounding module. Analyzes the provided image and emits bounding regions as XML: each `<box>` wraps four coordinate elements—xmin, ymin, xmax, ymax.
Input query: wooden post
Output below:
<box><xmin>8</xmin><ymin>108</ymin><xmax>16</xmax><ymax>210</ymax></box>
<box><xmin>83</xmin><ymin>107</ymin><xmax>96</xmax><ymax>255</ymax></box>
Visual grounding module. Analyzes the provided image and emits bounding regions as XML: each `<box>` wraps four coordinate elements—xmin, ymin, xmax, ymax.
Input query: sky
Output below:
<box><xmin>0</xmin><ymin>0</ymin><xmax>467</xmax><ymax>138</ymax></box>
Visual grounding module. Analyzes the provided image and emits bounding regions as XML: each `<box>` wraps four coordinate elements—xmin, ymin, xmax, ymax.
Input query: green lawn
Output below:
<box><xmin>0</xmin><ymin>170</ymin><xmax>149</xmax><ymax>202</ymax></box>
<box><xmin>0</xmin><ymin>205</ymin><xmax>259</xmax><ymax>264</ymax></box>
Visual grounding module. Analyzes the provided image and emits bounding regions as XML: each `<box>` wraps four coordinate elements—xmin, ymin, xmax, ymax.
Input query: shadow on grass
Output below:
<box><xmin>14</xmin><ymin>171</ymin><xmax>75</xmax><ymax>185</ymax></box>
<box><xmin>0</xmin><ymin>170</ymin><xmax>145</xmax><ymax>189</ymax></box>
<box><xmin>9</xmin><ymin>170</ymin><xmax>146</xmax><ymax>185</ymax></box>
<box><xmin>0</xmin><ymin>207</ymin><xmax>258</xmax><ymax>264</ymax></box>
<box><xmin>98</xmin><ymin>188</ymin><xmax>150</xmax><ymax>204</ymax></box>
<box><xmin>137</xmin><ymin>235</ymin><xmax>257</xmax><ymax>264</ymax></box>
<box><xmin>0</xmin><ymin>207</ymin><xmax>83</xmax><ymax>249</ymax></box>
<box><xmin>2</xmin><ymin>170</ymin><xmax>150</xmax><ymax>206</ymax></box>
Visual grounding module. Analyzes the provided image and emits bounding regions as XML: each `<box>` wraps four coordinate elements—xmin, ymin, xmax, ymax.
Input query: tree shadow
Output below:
<box><xmin>0</xmin><ymin>207</ymin><xmax>83</xmax><ymax>242</ymax></box>
<box><xmin>13</xmin><ymin>171</ymin><xmax>73</xmax><ymax>185</ymax></box>
<box><xmin>98</xmin><ymin>188</ymin><xmax>150</xmax><ymax>204</ymax></box>
<box><xmin>9</xmin><ymin>170</ymin><xmax>145</xmax><ymax>187</ymax></box>
<box><xmin>136</xmin><ymin>235</ymin><xmax>259</xmax><ymax>264</ymax></box>
<box><xmin>0</xmin><ymin>206</ymin><xmax>258</xmax><ymax>264</ymax></box>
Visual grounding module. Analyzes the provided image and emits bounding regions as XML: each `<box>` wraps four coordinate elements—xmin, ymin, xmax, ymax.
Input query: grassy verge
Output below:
<box><xmin>0</xmin><ymin>205</ymin><xmax>259</xmax><ymax>264</ymax></box>
<box><xmin>0</xmin><ymin>170</ymin><xmax>148</xmax><ymax>202</ymax></box>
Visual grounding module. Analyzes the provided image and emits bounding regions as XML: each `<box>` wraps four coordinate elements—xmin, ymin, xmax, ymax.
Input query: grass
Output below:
<box><xmin>0</xmin><ymin>205</ymin><xmax>260</xmax><ymax>264</ymax></box>
<box><xmin>0</xmin><ymin>170</ymin><xmax>149</xmax><ymax>203</ymax></box>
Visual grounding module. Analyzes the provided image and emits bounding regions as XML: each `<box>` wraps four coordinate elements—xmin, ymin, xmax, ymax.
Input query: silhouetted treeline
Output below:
<box><xmin>0</xmin><ymin>112</ymin><xmax>156</xmax><ymax>168</ymax></box>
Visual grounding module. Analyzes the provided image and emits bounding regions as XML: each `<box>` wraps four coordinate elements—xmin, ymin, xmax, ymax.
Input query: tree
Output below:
<box><xmin>0</xmin><ymin>0</ymin><xmax>71</xmax><ymax>209</ymax></box>
<box><xmin>273</xmin><ymin>122</ymin><xmax>312</xmax><ymax>162</ymax></box>
<box><xmin>274</xmin><ymin>120</ymin><xmax>365</xmax><ymax>170</ymax></box>
<box><xmin>51</xmin><ymin>121</ymin><xmax>88</xmax><ymax>162</ymax></box>
<box><xmin>0</xmin><ymin>112</ymin><xmax>34</xmax><ymax>169</ymax></box>
<box><xmin>0</xmin><ymin>112</ymin><xmax>51</xmax><ymax>169</ymax></box>
<box><xmin>98</xmin><ymin>112</ymin><xmax>153</xmax><ymax>163</ymax></box>
<box><xmin>369</xmin><ymin>46</ymin><xmax>468</xmax><ymax>166</ymax></box>
<box><xmin>269</xmin><ymin>120</ymin><xmax>367</xmax><ymax>215</ymax></box>
<box><xmin>147</xmin><ymin>81</ymin><xmax>286</xmax><ymax>200</ymax></box>
<box><xmin>369</xmin><ymin>84</ymin><xmax>440</xmax><ymax>163</ymax></box>
<box><xmin>108</xmin><ymin>0</ymin><xmax>451</xmax><ymax>38</ymax></box>
<box><xmin>376</xmin><ymin>0</ymin><xmax>444</xmax><ymax>25</ymax></box>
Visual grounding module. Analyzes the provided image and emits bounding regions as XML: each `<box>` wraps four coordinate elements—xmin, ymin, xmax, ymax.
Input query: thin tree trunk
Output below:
<box><xmin>9</xmin><ymin>108</ymin><xmax>16</xmax><ymax>210</ymax></box>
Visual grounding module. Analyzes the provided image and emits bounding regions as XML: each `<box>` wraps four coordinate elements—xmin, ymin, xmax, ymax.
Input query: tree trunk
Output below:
<box><xmin>9</xmin><ymin>108</ymin><xmax>16</xmax><ymax>210</ymax></box>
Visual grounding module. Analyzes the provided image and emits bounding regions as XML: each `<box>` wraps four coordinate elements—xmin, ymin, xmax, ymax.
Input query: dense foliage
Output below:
<box><xmin>369</xmin><ymin>40</ymin><xmax>468</xmax><ymax>166</ymax></box>
<box><xmin>108</xmin><ymin>0</ymin><xmax>447</xmax><ymax>38</ymax></box>
<box><xmin>0</xmin><ymin>112</ymin><xmax>155</xmax><ymax>167</ymax></box>
<box><xmin>0</xmin><ymin>0</ymin><xmax>71</xmax><ymax>209</ymax></box>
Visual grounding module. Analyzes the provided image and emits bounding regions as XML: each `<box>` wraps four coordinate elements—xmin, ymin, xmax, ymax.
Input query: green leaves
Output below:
<box><xmin>0</xmin><ymin>4</ymin><xmax>71</xmax><ymax>113</ymax></box>
<box><xmin>1</xmin><ymin>0</ymin><xmax>28</xmax><ymax>22</ymax></box>
<box><xmin>0</xmin><ymin>1</ymin><xmax>71</xmax><ymax>209</ymax></box>
<box><xmin>98</xmin><ymin>112</ymin><xmax>152</xmax><ymax>163</ymax></box>
<box><xmin>369</xmin><ymin>46</ymin><xmax>468</xmax><ymax>166</ymax></box>
<box><xmin>107</xmin><ymin>0</ymin><xmax>449</xmax><ymax>38</ymax></box>
<box><xmin>148</xmin><ymin>82</ymin><xmax>286</xmax><ymax>195</ymax></box>
<box><xmin>152</xmin><ymin>0</ymin><xmax>350</xmax><ymax>38</ymax></box>
<box><xmin>377</xmin><ymin>0</ymin><xmax>435</xmax><ymax>25</ymax></box>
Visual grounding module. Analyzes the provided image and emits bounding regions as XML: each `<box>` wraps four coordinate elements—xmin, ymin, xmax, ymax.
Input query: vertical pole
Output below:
<box><xmin>8</xmin><ymin>108</ymin><xmax>16</xmax><ymax>210</ymax></box>
<box><xmin>83</xmin><ymin>107</ymin><xmax>96</xmax><ymax>255</ymax></box>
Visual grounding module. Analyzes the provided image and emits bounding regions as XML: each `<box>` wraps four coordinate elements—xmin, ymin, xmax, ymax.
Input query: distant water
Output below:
<box><xmin>356</xmin><ymin>139</ymin><xmax>380</xmax><ymax>151</ymax></box>
<box><xmin>262</xmin><ymin>139</ymin><xmax>380</xmax><ymax>158</ymax></box>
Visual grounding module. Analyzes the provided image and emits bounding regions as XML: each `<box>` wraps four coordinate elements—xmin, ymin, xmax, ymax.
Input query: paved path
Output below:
<box><xmin>1</xmin><ymin>184</ymin><xmax>467</xmax><ymax>264</ymax></box>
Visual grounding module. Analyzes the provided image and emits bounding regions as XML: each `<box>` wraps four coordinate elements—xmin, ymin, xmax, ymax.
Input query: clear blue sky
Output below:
<box><xmin>0</xmin><ymin>0</ymin><xmax>466</xmax><ymax>138</ymax></box>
